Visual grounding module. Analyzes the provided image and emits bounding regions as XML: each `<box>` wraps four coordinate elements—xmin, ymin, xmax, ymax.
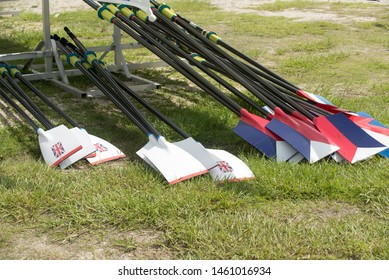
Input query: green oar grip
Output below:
<box><xmin>118</xmin><ymin>4</ymin><xmax>135</xmax><ymax>19</ymax></box>
<box><xmin>190</xmin><ymin>53</ymin><xmax>206</xmax><ymax>64</ymax></box>
<box><xmin>0</xmin><ymin>64</ymin><xmax>7</xmax><ymax>76</ymax></box>
<box><xmin>83</xmin><ymin>50</ymin><xmax>105</xmax><ymax>69</ymax></box>
<box><xmin>204</xmin><ymin>31</ymin><xmax>222</xmax><ymax>44</ymax></box>
<box><xmin>66</xmin><ymin>53</ymin><xmax>82</xmax><ymax>67</ymax></box>
<box><xmin>97</xmin><ymin>5</ymin><xmax>115</xmax><ymax>23</ymax></box>
<box><xmin>158</xmin><ymin>3</ymin><xmax>177</xmax><ymax>21</ymax></box>
<box><xmin>7</xmin><ymin>65</ymin><xmax>21</xmax><ymax>77</ymax></box>
<box><xmin>134</xmin><ymin>9</ymin><xmax>149</xmax><ymax>23</ymax></box>
<box><xmin>105</xmin><ymin>4</ymin><xmax>120</xmax><ymax>16</ymax></box>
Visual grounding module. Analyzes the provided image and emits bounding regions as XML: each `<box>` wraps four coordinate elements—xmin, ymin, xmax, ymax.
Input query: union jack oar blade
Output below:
<box><xmin>265</xmin><ymin>108</ymin><xmax>340</xmax><ymax>163</ymax></box>
<box><xmin>171</xmin><ymin>137</ymin><xmax>255</xmax><ymax>181</ymax></box>
<box><xmin>59</xmin><ymin>128</ymin><xmax>97</xmax><ymax>169</ymax></box>
<box><xmin>86</xmin><ymin>134</ymin><xmax>126</xmax><ymax>165</ymax></box>
<box><xmin>233</xmin><ymin>109</ymin><xmax>299</xmax><ymax>162</ymax></box>
<box><xmin>351</xmin><ymin>112</ymin><xmax>389</xmax><ymax>159</ymax></box>
<box><xmin>206</xmin><ymin>149</ymin><xmax>255</xmax><ymax>181</ymax></box>
<box><xmin>37</xmin><ymin>124</ymin><xmax>83</xmax><ymax>166</ymax></box>
<box><xmin>174</xmin><ymin>138</ymin><xmax>255</xmax><ymax>181</ymax></box>
<box><xmin>137</xmin><ymin>135</ymin><xmax>209</xmax><ymax>185</ymax></box>
<box><xmin>313</xmin><ymin>113</ymin><xmax>387</xmax><ymax>163</ymax></box>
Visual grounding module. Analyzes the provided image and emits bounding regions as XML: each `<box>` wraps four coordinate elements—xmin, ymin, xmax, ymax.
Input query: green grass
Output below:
<box><xmin>0</xmin><ymin>0</ymin><xmax>389</xmax><ymax>260</ymax></box>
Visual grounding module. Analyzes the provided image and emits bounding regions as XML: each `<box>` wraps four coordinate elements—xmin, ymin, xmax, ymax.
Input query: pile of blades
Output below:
<box><xmin>3</xmin><ymin>0</ymin><xmax>387</xmax><ymax>185</ymax></box>
<box><xmin>0</xmin><ymin>62</ymin><xmax>126</xmax><ymax>168</ymax></box>
<box><xmin>74</xmin><ymin>0</ymin><xmax>388</xmax><ymax>164</ymax></box>
<box><xmin>49</xmin><ymin>28</ymin><xmax>254</xmax><ymax>185</ymax></box>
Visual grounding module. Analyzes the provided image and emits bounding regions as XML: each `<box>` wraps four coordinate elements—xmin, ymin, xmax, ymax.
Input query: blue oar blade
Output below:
<box><xmin>234</xmin><ymin>108</ymin><xmax>299</xmax><ymax>162</ymax></box>
<box><xmin>234</xmin><ymin>120</ymin><xmax>277</xmax><ymax>158</ymax></box>
<box><xmin>314</xmin><ymin>113</ymin><xmax>387</xmax><ymax>163</ymax></box>
<box><xmin>266</xmin><ymin>108</ymin><xmax>339</xmax><ymax>163</ymax></box>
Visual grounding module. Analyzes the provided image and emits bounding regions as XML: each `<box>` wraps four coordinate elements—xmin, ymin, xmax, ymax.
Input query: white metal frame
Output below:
<box><xmin>0</xmin><ymin>0</ymin><xmax>162</xmax><ymax>97</ymax></box>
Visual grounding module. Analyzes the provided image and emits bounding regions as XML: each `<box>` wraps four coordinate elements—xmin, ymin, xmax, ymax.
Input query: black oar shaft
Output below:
<box><xmin>82</xmin><ymin>1</ymin><xmax>242</xmax><ymax>116</ymax></box>
<box><xmin>62</xmin><ymin>29</ymin><xmax>161</xmax><ymax>136</ymax></box>
<box><xmin>0</xmin><ymin>77</ymin><xmax>53</xmax><ymax>129</ymax></box>
<box><xmin>0</xmin><ymin>87</ymin><xmax>39</xmax><ymax>131</ymax></box>
<box><xmin>55</xmin><ymin>39</ymin><xmax>151</xmax><ymax>136</ymax></box>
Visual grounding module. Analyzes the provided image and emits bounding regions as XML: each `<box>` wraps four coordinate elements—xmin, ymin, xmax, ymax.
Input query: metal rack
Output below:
<box><xmin>0</xmin><ymin>0</ymin><xmax>163</xmax><ymax>97</ymax></box>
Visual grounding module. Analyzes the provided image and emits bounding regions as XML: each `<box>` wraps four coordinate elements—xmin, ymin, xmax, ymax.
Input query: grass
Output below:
<box><xmin>0</xmin><ymin>0</ymin><xmax>389</xmax><ymax>259</ymax></box>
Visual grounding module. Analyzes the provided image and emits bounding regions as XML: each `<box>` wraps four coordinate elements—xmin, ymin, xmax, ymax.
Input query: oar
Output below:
<box><xmin>153</xmin><ymin>1</ymin><xmax>345</xmax><ymax>109</ymax></box>
<box><xmin>130</xmin><ymin>4</ymin><xmax>341</xmax><ymax>163</ymax></box>
<box><xmin>3</xmin><ymin>62</ymin><xmax>126</xmax><ymax>166</ymax></box>
<box><xmin>55</xmin><ymin>37</ymin><xmax>209</xmax><ymax>184</ymax></box>
<box><xmin>84</xmin><ymin>1</ymin><xmax>303</xmax><ymax>162</ymax></box>
<box><xmin>59</xmin><ymin>29</ymin><xmax>217</xmax><ymax>181</ymax></box>
<box><xmin>152</xmin><ymin>3</ymin><xmax>389</xmax><ymax>163</ymax></box>
<box><xmin>0</xmin><ymin>63</ymin><xmax>98</xmax><ymax>168</ymax></box>
<box><xmin>106</xmin><ymin>4</ymin><xmax>305</xmax><ymax>162</ymax></box>
<box><xmin>0</xmin><ymin>83</ymin><xmax>82</xmax><ymax>167</ymax></box>
<box><xmin>60</xmin><ymin>35</ymin><xmax>255</xmax><ymax>181</ymax></box>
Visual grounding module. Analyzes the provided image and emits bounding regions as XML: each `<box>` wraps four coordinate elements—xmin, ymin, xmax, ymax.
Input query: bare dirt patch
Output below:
<box><xmin>1</xmin><ymin>228</ymin><xmax>174</xmax><ymax>260</ymax></box>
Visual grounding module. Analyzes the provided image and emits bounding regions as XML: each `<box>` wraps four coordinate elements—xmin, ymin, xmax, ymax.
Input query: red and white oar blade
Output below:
<box><xmin>139</xmin><ymin>135</ymin><xmax>209</xmax><ymax>184</ymax></box>
<box><xmin>296</xmin><ymin>90</ymin><xmax>334</xmax><ymax>105</ymax></box>
<box><xmin>296</xmin><ymin>90</ymin><xmax>351</xmax><ymax>114</ymax></box>
<box><xmin>37</xmin><ymin>124</ymin><xmax>83</xmax><ymax>166</ymax></box>
<box><xmin>314</xmin><ymin>113</ymin><xmax>387</xmax><ymax>163</ymax></box>
<box><xmin>173</xmin><ymin>138</ymin><xmax>255</xmax><ymax>181</ymax></box>
<box><xmin>266</xmin><ymin>108</ymin><xmax>339</xmax><ymax>163</ymax></box>
<box><xmin>206</xmin><ymin>149</ymin><xmax>255</xmax><ymax>181</ymax></box>
<box><xmin>233</xmin><ymin>109</ymin><xmax>300</xmax><ymax>162</ymax></box>
<box><xmin>59</xmin><ymin>128</ymin><xmax>97</xmax><ymax>169</ymax></box>
<box><xmin>355</xmin><ymin>112</ymin><xmax>389</xmax><ymax>158</ymax></box>
<box><xmin>86</xmin><ymin>134</ymin><xmax>126</xmax><ymax>165</ymax></box>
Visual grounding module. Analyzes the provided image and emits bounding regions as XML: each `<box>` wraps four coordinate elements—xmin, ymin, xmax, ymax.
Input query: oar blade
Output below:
<box><xmin>37</xmin><ymin>124</ymin><xmax>83</xmax><ymax>166</ymax></box>
<box><xmin>266</xmin><ymin>108</ymin><xmax>339</xmax><ymax>163</ymax></box>
<box><xmin>206</xmin><ymin>148</ymin><xmax>255</xmax><ymax>181</ymax></box>
<box><xmin>139</xmin><ymin>135</ymin><xmax>209</xmax><ymax>184</ymax></box>
<box><xmin>173</xmin><ymin>137</ymin><xmax>255</xmax><ymax>181</ymax></box>
<box><xmin>85</xmin><ymin>134</ymin><xmax>126</xmax><ymax>165</ymax></box>
<box><xmin>356</xmin><ymin>112</ymin><xmax>389</xmax><ymax>158</ymax></box>
<box><xmin>314</xmin><ymin>113</ymin><xmax>387</xmax><ymax>163</ymax></box>
<box><xmin>59</xmin><ymin>128</ymin><xmax>97</xmax><ymax>169</ymax></box>
<box><xmin>234</xmin><ymin>109</ymin><xmax>299</xmax><ymax>162</ymax></box>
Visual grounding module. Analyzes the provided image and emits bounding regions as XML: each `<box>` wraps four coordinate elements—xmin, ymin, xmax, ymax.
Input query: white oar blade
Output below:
<box><xmin>59</xmin><ymin>128</ymin><xmax>97</xmax><ymax>169</ymax></box>
<box><xmin>140</xmin><ymin>136</ymin><xmax>208</xmax><ymax>184</ymax></box>
<box><xmin>86</xmin><ymin>134</ymin><xmax>126</xmax><ymax>165</ymax></box>
<box><xmin>136</xmin><ymin>135</ymin><xmax>159</xmax><ymax>171</ymax></box>
<box><xmin>206</xmin><ymin>149</ymin><xmax>255</xmax><ymax>182</ymax></box>
<box><xmin>37</xmin><ymin>125</ymin><xmax>82</xmax><ymax>166</ymax></box>
<box><xmin>173</xmin><ymin>137</ymin><xmax>255</xmax><ymax>181</ymax></box>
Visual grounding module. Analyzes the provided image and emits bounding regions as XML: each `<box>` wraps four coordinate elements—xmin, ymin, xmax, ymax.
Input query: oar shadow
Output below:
<box><xmin>0</xmin><ymin>99</ymin><xmax>40</xmax><ymax>158</ymax></box>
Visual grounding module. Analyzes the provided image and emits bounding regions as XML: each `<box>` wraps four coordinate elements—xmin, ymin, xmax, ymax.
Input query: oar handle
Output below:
<box><xmin>64</xmin><ymin>26</ymin><xmax>88</xmax><ymax>54</ymax></box>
